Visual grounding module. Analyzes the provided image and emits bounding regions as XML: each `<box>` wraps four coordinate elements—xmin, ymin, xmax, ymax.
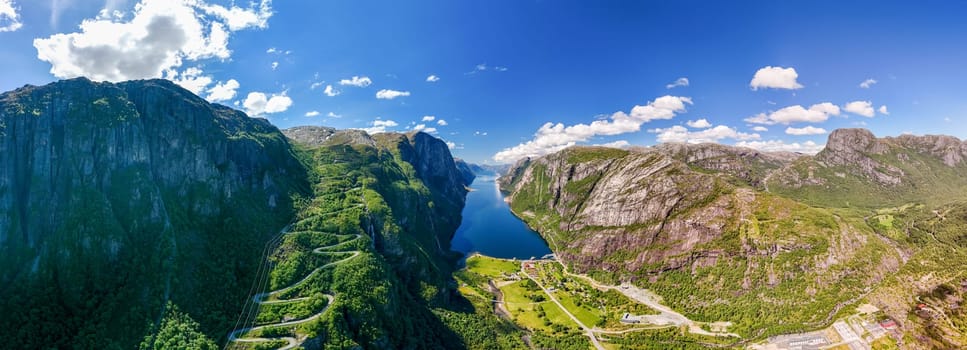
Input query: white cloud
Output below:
<box><xmin>437</xmin><ymin>119</ymin><xmax>448</xmax><ymax>126</ymax></box>
<box><xmin>310</xmin><ymin>81</ymin><xmax>323</xmax><ymax>90</ymax></box>
<box><xmin>495</xmin><ymin>66</ymin><xmax>508</xmax><ymax>71</ymax></box>
<box><xmin>327</xmin><ymin>112</ymin><xmax>342</xmax><ymax>118</ymax></box>
<box><xmin>421</xmin><ymin>115</ymin><xmax>436</xmax><ymax>122</ymax></box>
<box><xmin>785</xmin><ymin>126</ymin><xmax>827</xmax><ymax>135</ymax></box>
<box><xmin>323</xmin><ymin>85</ymin><xmax>340</xmax><ymax>97</ymax></box>
<box><xmin>666</xmin><ymin>77</ymin><xmax>689</xmax><ymax>89</ymax></box>
<box><xmin>376</xmin><ymin>89</ymin><xmax>410</xmax><ymax>99</ymax></box>
<box><xmin>745</xmin><ymin>102</ymin><xmax>840</xmax><ymax>125</ymax></box>
<box><xmin>304</xmin><ymin>111</ymin><xmax>320</xmax><ymax>117</ymax></box>
<box><xmin>243</xmin><ymin>91</ymin><xmax>292</xmax><ymax>116</ymax></box>
<box><xmin>169</xmin><ymin>67</ymin><xmax>212</xmax><ymax>95</ymax></box>
<box><xmin>266</xmin><ymin>47</ymin><xmax>277</xmax><ymax>54</ymax></box>
<box><xmin>752</xmin><ymin>126</ymin><xmax>769</xmax><ymax>132</ymax></box>
<box><xmin>339</xmin><ymin>76</ymin><xmax>372</xmax><ymax>87</ymax></box>
<box><xmin>859</xmin><ymin>78</ymin><xmax>877</xmax><ymax>89</ymax></box>
<box><xmin>358</xmin><ymin>119</ymin><xmax>398</xmax><ymax>134</ymax></box>
<box><xmin>686</xmin><ymin>118</ymin><xmax>712</xmax><ymax>128</ymax></box>
<box><xmin>493</xmin><ymin>95</ymin><xmax>692</xmax><ymax>163</ymax></box>
<box><xmin>650</xmin><ymin>125</ymin><xmax>760</xmax><ymax>144</ymax></box>
<box><xmin>750</xmin><ymin>66</ymin><xmax>803</xmax><ymax>90</ymax></box>
<box><xmin>197</xmin><ymin>0</ymin><xmax>272</xmax><ymax>31</ymax></box>
<box><xmin>413</xmin><ymin>124</ymin><xmax>438</xmax><ymax>134</ymax></box>
<box><xmin>445</xmin><ymin>141</ymin><xmax>457</xmax><ymax>149</ymax></box>
<box><xmin>426</xmin><ymin>74</ymin><xmax>440</xmax><ymax>82</ymax></box>
<box><xmin>0</xmin><ymin>0</ymin><xmax>23</xmax><ymax>32</ymax></box>
<box><xmin>844</xmin><ymin>100</ymin><xmax>875</xmax><ymax>117</ymax></box>
<box><xmin>206</xmin><ymin>78</ymin><xmax>239</xmax><ymax>102</ymax></box>
<box><xmin>878</xmin><ymin>105</ymin><xmax>889</xmax><ymax>115</ymax></box>
<box><xmin>735</xmin><ymin>140</ymin><xmax>825</xmax><ymax>154</ymax></box>
<box><xmin>34</xmin><ymin>0</ymin><xmax>272</xmax><ymax>82</ymax></box>
<box><xmin>594</xmin><ymin>140</ymin><xmax>631</xmax><ymax>149</ymax></box>
<box><xmin>271</xmin><ymin>61</ymin><xmax>278</xmax><ymax>70</ymax></box>
<box><xmin>374</xmin><ymin>120</ymin><xmax>398</xmax><ymax>127</ymax></box>
<box><xmin>475</xmin><ymin>131</ymin><xmax>488</xmax><ymax>136</ymax></box>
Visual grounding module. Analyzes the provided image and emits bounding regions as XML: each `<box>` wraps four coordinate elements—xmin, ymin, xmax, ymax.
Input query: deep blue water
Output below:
<box><xmin>450</xmin><ymin>175</ymin><xmax>552</xmax><ymax>259</ymax></box>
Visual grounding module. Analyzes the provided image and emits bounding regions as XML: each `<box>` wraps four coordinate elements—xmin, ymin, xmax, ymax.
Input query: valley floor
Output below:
<box><xmin>459</xmin><ymin>254</ymin><xmax>907</xmax><ymax>350</ymax></box>
<box><xmin>459</xmin><ymin>254</ymin><xmax>743</xmax><ymax>349</ymax></box>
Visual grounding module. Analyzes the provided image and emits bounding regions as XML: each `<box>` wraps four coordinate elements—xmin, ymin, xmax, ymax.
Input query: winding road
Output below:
<box><xmin>226</xmin><ymin>183</ymin><xmax>367</xmax><ymax>350</ymax></box>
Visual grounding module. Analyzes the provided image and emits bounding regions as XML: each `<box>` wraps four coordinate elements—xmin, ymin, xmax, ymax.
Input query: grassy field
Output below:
<box><xmin>466</xmin><ymin>255</ymin><xmax>520</xmax><ymax>278</ymax></box>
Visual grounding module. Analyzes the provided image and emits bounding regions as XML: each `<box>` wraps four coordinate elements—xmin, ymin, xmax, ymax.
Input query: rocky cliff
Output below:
<box><xmin>0</xmin><ymin>78</ymin><xmax>307</xmax><ymax>348</ymax></box>
<box><xmin>769</xmin><ymin>128</ymin><xmax>967</xmax><ymax>206</ymax></box>
<box><xmin>501</xmin><ymin>130</ymin><xmax>967</xmax><ymax>336</ymax></box>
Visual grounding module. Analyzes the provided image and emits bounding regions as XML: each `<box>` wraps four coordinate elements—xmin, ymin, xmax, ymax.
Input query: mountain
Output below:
<box><xmin>0</xmin><ymin>79</ymin><xmax>502</xmax><ymax>349</ymax></box>
<box><xmin>500</xmin><ymin>130</ymin><xmax>967</xmax><ymax>345</ymax></box>
<box><xmin>0</xmin><ymin>78</ymin><xmax>307</xmax><ymax>348</ymax></box>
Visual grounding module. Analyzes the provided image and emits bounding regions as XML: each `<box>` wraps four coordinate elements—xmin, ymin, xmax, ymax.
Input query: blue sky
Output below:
<box><xmin>1</xmin><ymin>1</ymin><xmax>966</xmax><ymax>163</ymax></box>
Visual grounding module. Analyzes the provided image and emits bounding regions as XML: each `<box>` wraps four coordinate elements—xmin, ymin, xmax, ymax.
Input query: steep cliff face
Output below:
<box><xmin>453</xmin><ymin>158</ymin><xmax>476</xmax><ymax>185</ymax></box>
<box><xmin>0</xmin><ymin>78</ymin><xmax>306</xmax><ymax>348</ymax></box>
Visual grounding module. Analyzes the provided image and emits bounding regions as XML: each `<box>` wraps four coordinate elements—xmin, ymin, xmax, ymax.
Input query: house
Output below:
<box><xmin>879</xmin><ymin>319</ymin><xmax>897</xmax><ymax>329</ymax></box>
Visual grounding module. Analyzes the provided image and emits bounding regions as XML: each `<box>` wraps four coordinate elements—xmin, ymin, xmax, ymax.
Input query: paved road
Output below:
<box><xmin>227</xmin><ymin>201</ymin><xmax>365</xmax><ymax>349</ymax></box>
<box><xmin>523</xmin><ymin>262</ymin><xmax>606</xmax><ymax>350</ymax></box>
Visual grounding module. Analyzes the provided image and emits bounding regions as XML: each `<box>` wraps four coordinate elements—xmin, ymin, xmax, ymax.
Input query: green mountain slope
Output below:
<box><xmin>0</xmin><ymin>78</ymin><xmax>308</xmax><ymax>348</ymax></box>
<box><xmin>500</xmin><ymin>130</ymin><xmax>967</xmax><ymax>345</ymax></box>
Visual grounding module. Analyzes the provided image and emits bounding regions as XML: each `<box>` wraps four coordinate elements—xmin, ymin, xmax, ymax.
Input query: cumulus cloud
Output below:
<box><xmin>666</xmin><ymin>77</ymin><xmax>689</xmax><ymax>89</ymax></box>
<box><xmin>34</xmin><ymin>0</ymin><xmax>272</xmax><ymax>82</ymax></box>
<box><xmin>426</xmin><ymin>74</ymin><xmax>439</xmax><ymax>82</ymax></box>
<box><xmin>310</xmin><ymin>81</ymin><xmax>324</xmax><ymax>90</ymax></box>
<box><xmin>304</xmin><ymin>111</ymin><xmax>320</xmax><ymax>117</ymax></box>
<box><xmin>844</xmin><ymin>100</ymin><xmax>875</xmax><ymax>117</ymax></box>
<box><xmin>243</xmin><ymin>91</ymin><xmax>292</xmax><ymax>116</ymax></box>
<box><xmin>271</xmin><ymin>61</ymin><xmax>278</xmax><ymax>70</ymax></box>
<box><xmin>752</xmin><ymin>126</ymin><xmax>769</xmax><ymax>132</ymax></box>
<box><xmin>168</xmin><ymin>67</ymin><xmax>212</xmax><ymax>95</ymax></box>
<box><xmin>735</xmin><ymin>140</ymin><xmax>825</xmax><ymax>154</ymax></box>
<box><xmin>492</xmin><ymin>95</ymin><xmax>692</xmax><ymax>163</ymax></box>
<box><xmin>327</xmin><ymin>112</ymin><xmax>342</xmax><ymax>118</ymax></box>
<box><xmin>206</xmin><ymin>78</ymin><xmax>239</xmax><ymax>102</ymax></box>
<box><xmin>0</xmin><ymin>0</ymin><xmax>23</xmax><ymax>32</ymax></box>
<box><xmin>686</xmin><ymin>118</ymin><xmax>712</xmax><ymax>128</ymax></box>
<box><xmin>413</xmin><ymin>124</ymin><xmax>437</xmax><ymax>134</ymax></box>
<box><xmin>358</xmin><ymin>119</ymin><xmax>398</xmax><ymax>134</ymax></box>
<box><xmin>745</xmin><ymin>102</ymin><xmax>840</xmax><ymax>125</ymax></box>
<box><xmin>339</xmin><ymin>76</ymin><xmax>372</xmax><ymax>87</ymax></box>
<box><xmin>594</xmin><ymin>140</ymin><xmax>631</xmax><ymax>149</ymax></box>
<box><xmin>859</xmin><ymin>78</ymin><xmax>877</xmax><ymax>89</ymax></box>
<box><xmin>785</xmin><ymin>126</ymin><xmax>827</xmax><ymax>135</ymax></box>
<box><xmin>421</xmin><ymin>115</ymin><xmax>436</xmax><ymax>122</ymax></box>
<box><xmin>445</xmin><ymin>141</ymin><xmax>457</xmax><ymax>149</ymax></box>
<box><xmin>878</xmin><ymin>105</ymin><xmax>889</xmax><ymax>115</ymax></box>
<box><xmin>323</xmin><ymin>85</ymin><xmax>340</xmax><ymax>97</ymax></box>
<box><xmin>376</xmin><ymin>89</ymin><xmax>410</xmax><ymax>99</ymax></box>
<box><xmin>750</xmin><ymin>66</ymin><xmax>803</xmax><ymax>90</ymax></box>
<box><xmin>650</xmin><ymin>125</ymin><xmax>760</xmax><ymax>144</ymax></box>
<box><xmin>437</xmin><ymin>119</ymin><xmax>448</xmax><ymax>126</ymax></box>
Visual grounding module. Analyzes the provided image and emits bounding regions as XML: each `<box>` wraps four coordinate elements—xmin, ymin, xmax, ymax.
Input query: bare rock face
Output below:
<box><xmin>282</xmin><ymin>126</ymin><xmax>337</xmax><ymax>147</ymax></box>
<box><xmin>816</xmin><ymin>128</ymin><xmax>903</xmax><ymax>185</ymax></box>
<box><xmin>503</xmin><ymin>147</ymin><xmax>741</xmax><ymax>273</ymax></box>
<box><xmin>649</xmin><ymin>142</ymin><xmax>800</xmax><ymax>187</ymax></box>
